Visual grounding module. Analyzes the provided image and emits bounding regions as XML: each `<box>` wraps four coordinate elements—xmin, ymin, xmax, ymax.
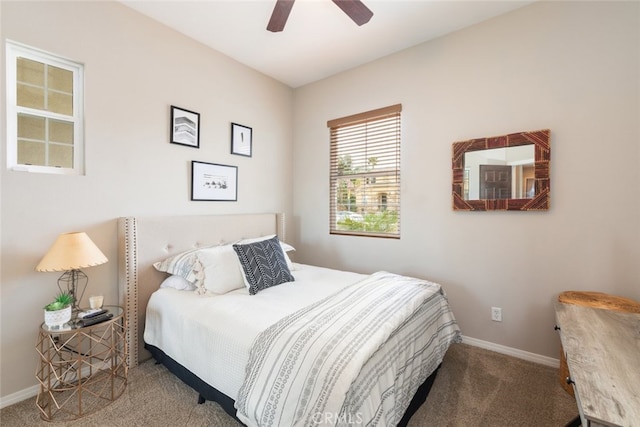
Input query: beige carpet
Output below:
<box><xmin>1</xmin><ymin>343</ymin><xmax>577</xmax><ymax>426</ymax></box>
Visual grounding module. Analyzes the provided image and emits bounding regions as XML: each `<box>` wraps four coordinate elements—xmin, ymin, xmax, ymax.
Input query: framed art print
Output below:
<box><xmin>231</xmin><ymin>123</ymin><xmax>252</xmax><ymax>157</ymax></box>
<box><xmin>171</xmin><ymin>106</ymin><xmax>200</xmax><ymax>148</ymax></box>
<box><xmin>191</xmin><ymin>161</ymin><xmax>237</xmax><ymax>201</ymax></box>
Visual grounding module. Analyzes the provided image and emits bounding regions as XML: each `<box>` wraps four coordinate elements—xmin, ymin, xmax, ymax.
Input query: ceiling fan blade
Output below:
<box><xmin>331</xmin><ymin>0</ymin><xmax>373</xmax><ymax>26</ymax></box>
<box><xmin>267</xmin><ymin>0</ymin><xmax>295</xmax><ymax>32</ymax></box>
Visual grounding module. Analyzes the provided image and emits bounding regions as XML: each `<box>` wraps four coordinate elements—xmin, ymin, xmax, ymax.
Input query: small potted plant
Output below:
<box><xmin>44</xmin><ymin>291</ymin><xmax>73</xmax><ymax>327</ymax></box>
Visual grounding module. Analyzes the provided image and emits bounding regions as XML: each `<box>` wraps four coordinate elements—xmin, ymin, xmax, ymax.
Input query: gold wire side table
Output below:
<box><xmin>35</xmin><ymin>305</ymin><xmax>128</xmax><ymax>421</ymax></box>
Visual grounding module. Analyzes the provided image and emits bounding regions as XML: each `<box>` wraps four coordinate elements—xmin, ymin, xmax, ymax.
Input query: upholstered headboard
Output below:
<box><xmin>117</xmin><ymin>213</ymin><xmax>285</xmax><ymax>367</ymax></box>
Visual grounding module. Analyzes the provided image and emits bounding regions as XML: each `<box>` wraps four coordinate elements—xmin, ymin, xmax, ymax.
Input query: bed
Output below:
<box><xmin>118</xmin><ymin>213</ymin><xmax>460</xmax><ymax>426</ymax></box>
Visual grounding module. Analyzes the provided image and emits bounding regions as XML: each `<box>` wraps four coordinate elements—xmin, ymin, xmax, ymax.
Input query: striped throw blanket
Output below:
<box><xmin>235</xmin><ymin>271</ymin><xmax>461</xmax><ymax>426</ymax></box>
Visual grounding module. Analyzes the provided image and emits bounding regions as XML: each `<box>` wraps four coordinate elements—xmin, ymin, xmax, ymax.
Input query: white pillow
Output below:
<box><xmin>153</xmin><ymin>249</ymin><xmax>205</xmax><ymax>288</ymax></box>
<box><xmin>159</xmin><ymin>275</ymin><xmax>196</xmax><ymax>291</ymax></box>
<box><xmin>196</xmin><ymin>245</ymin><xmax>247</xmax><ymax>294</ymax></box>
<box><xmin>153</xmin><ymin>236</ymin><xmax>295</xmax><ymax>295</ymax></box>
<box><xmin>280</xmin><ymin>243</ymin><xmax>295</xmax><ymax>270</ymax></box>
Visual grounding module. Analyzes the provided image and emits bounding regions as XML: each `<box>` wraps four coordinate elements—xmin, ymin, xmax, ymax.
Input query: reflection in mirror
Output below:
<box><xmin>463</xmin><ymin>146</ymin><xmax>535</xmax><ymax>200</ymax></box>
<box><xmin>452</xmin><ymin>129</ymin><xmax>550</xmax><ymax>211</ymax></box>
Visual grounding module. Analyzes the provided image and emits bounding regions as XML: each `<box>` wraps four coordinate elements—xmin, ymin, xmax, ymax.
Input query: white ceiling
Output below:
<box><xmin>121</xmin><ymin>0</ymin><xmax>534</xmax><ymax>88</ymax></box>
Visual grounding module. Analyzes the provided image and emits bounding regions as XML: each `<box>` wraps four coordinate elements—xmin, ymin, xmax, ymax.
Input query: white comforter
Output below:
<box><xmin>144</xmin><ymin>263</ymin><xmax>366</xmax><ymax>398</ymax></box>
<box><xmin>144</xmin><ymin>263</ymin><xmax>460</xmax><ymax>426</ymax></box>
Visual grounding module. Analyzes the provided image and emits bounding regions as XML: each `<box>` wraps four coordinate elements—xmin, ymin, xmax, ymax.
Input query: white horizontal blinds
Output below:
<box><xmin>328</xmin><ymin>104</ymin><xmax>401</xmax><ymax>238</ymax></box>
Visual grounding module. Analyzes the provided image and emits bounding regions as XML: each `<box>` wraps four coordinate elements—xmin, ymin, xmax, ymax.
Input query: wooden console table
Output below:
<box><xmin>555</xmin><ymin>301</ymin><xmax>640</xmax><ymax>427</ymax></box>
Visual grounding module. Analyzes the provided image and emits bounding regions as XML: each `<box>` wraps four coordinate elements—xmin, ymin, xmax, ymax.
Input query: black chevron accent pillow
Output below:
<box><xmin>233</xmin><ymin>235</ymin><xmax>294</xmax><ymax>295</ymax></box>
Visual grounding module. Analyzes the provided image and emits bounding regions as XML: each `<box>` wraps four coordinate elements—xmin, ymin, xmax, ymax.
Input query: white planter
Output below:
<box><xmin>44</xmin><ymin>305</ymin><xmax>72</xmax><ymax>327</ymax></box>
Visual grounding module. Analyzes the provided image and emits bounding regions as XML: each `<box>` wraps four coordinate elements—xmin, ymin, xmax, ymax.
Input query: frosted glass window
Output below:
<box><xmin>6</xmin><ymin>41</ymin><xmax>84</xmax><ymax>174</ymax></box>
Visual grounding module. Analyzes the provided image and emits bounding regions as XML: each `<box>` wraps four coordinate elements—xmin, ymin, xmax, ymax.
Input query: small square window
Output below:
<box><xmin>6</xmin><ymin>41</ymin><xmax>84</xmax><ymax>174</ymax></box>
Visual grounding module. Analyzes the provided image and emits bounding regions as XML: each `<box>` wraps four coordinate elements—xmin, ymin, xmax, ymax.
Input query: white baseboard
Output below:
<box><xmin>0</xmin><ymin>385</ymin><xmax>38</xmax><ymax>409</ymax></box>
<box><xmin>1</xmin><ymin>364</ymin><xmax>106</xmax><ymax>409</ymax></box>
<box><xmin>461</xmin><ymin>335</ymin><xmax>560</xmax><ymax>368</ymax></box>
<box><xmin>0</xmin><ymin>337</ymin><xmax>559</xmax><ymax>409</ymax></box>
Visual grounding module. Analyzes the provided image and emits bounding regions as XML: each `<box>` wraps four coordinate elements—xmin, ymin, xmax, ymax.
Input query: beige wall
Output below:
<box><xmin>0</xmin><ymin>1</ymin><xmax>293</xmax><ymax>400</ymax></box>
<box><xmin>2</xmin><ymin>0</ymin><xmax>639</xmax><ymax>406</ymax></box>
<box><xmin>292</xmin><ymin>0</ymin><xmax>639</xmax><ymax>358</ymax></box>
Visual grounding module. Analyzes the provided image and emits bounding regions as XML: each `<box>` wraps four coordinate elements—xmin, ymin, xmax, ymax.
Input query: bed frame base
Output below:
<box><xmin>145</xmin><ymin>343</ymin><xmax>439</xmax><ymax>426</ymax></box>
<box><xmin>397</xmin><ymin>368</ymin><xmax>440</xmax><ymax>427</ymax></box>
<box><xmin>145</xmin><ymin>344</ymin><xmax>241</xmax><ymax>422</ymax></box>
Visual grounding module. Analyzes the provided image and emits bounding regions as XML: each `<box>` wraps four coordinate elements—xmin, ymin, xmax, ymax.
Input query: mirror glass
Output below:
<box><xmin>452</xmin><ymin>129</ymin><xmax>550</xmax><ymax>211</ymax></box>
<box><xmin>463</xmin><ymin>146</ymin><xmax>535</xmax><ymax>200</ymax></box>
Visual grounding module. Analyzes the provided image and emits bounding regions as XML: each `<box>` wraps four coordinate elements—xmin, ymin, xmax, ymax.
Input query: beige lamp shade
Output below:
<box><xmin>36</xmin><ymin>232</ymin><xmax>108</xmax><ymax>272</ymax></box>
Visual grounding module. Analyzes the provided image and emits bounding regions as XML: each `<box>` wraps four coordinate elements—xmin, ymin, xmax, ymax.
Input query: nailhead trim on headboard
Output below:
<box><xmin>117</xmin><ymin>213</ymin><xmax>285</xmax><ymax>368</ymax></box>
<box><xmin>118</xmin><ymin>217</ymin><xmax>138</xmax><ymax>368</ymax></box>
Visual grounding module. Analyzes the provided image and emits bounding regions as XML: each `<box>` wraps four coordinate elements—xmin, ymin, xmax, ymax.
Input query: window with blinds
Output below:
<box><xmin>328</xmin><ymin>104</ymin><xmax>401</xmax><ymax>238</ymax></box>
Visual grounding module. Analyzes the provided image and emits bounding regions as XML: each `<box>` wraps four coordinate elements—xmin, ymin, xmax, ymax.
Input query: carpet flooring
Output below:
<box><xmin>0</xmin><ymin>343</ymin><xmax>578</xmax><ymax>426</ymax></box>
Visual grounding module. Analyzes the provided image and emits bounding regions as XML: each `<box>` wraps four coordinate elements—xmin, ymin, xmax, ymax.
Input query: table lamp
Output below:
<box><xmin>36</xmin><ymin>232</ymin><xmax>108</xmax><ymax>312</ymax></box>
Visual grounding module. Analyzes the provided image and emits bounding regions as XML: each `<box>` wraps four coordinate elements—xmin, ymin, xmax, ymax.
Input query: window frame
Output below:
<box><xmin>6</xmin><ymin>40</ymin><xmax>85</xmax><ymax>175</ymax></box>
<box><xmin>328</xmin><ymin>104</ymin><xmax>402</xmax><ymax>239</ymax></box>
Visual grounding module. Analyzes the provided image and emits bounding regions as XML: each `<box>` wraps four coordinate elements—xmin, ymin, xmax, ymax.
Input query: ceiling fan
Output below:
<box><xmin>267</xmin><ymin>0</ymin><xmax>373</xmax><ymax>32</ymax></box>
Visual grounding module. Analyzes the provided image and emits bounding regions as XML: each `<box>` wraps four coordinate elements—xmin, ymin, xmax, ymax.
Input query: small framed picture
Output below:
<box><xmin>231</xmin><ymin>123</ymin><xmax>252</xmax><ymax>157</ymax></box>
<box><xmin>171</xmin><ymin>106</ymin><xmax>200</xmax><ymax>148</ymax></box>
<box><xmin>191</xmin><ymin>161</ymin><xmax>237</xmax><ymax>201</ymax></box>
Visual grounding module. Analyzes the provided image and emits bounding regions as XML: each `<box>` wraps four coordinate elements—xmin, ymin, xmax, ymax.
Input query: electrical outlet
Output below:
<box><xmin>491</xmin><ymin>307</ymin><xmax>502</xmax><ymax>322</ymax></box>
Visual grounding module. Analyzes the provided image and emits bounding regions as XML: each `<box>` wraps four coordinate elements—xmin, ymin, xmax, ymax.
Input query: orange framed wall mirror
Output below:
<box><xmin>452</xmin><ymin>129</ymin><xmax>550</xmax><ymax>211</ymax></box>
